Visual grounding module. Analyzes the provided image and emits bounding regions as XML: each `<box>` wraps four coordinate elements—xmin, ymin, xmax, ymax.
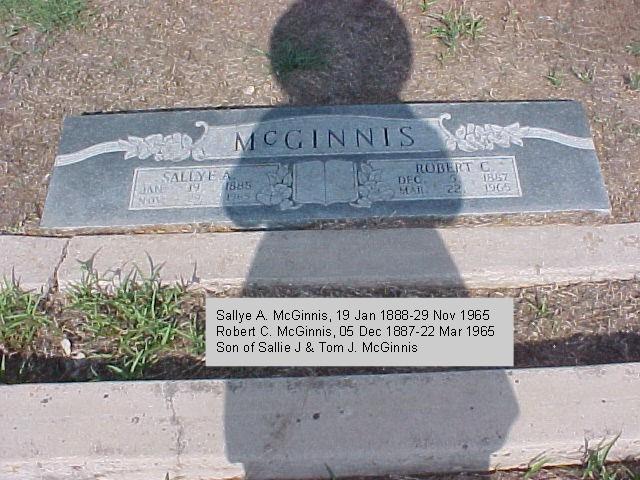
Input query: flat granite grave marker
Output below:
<box><xmin>41</xmin><ymin>101</ymin><xmax>610</xmax><ymax>229</ymax></box>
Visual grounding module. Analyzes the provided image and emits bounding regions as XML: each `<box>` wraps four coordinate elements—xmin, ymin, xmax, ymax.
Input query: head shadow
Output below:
<box><xmin>222</xmin><ymin>0</ymin><xmax>464</xmax><ymax>282</ymax></box>
<box><xmin>269</xmin><ymin>0</ymin><xmax>412</xmax><ymax>105</ymax></box>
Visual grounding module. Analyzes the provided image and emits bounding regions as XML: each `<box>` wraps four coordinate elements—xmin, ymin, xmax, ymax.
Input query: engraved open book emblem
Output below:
<box><xmin>293</xmin><ymin>160</ymin><xmax>358</xmax><ymax>206</ymax></box>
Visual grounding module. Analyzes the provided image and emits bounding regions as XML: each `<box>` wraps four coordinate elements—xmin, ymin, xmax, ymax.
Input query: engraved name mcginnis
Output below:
<box><xmin>56</xmin><ymin>113</ymin><xmax>595</xmax><ymax>167</ymax></box>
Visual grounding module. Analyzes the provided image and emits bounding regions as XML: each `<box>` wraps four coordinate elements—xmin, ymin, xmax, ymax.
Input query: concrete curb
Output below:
<box><xmin>0</xmin><ymin>236</ymin><xmax>68</xmax><ymax>292</ymax></box>
<box><xmin>1</xmin><ymin>363</ymin><xmax>639</xmax><ymax>479</ymax></box>
<box><xmin>2</xmin><ymin>222</ymin><xmax>639</xmax><ymax>291</ymax></box>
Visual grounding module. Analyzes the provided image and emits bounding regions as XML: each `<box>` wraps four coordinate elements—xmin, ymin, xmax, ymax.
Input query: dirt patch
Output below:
<box><xmin>2</xmin><ymin>278</ymin><xmax>638</xmax><ymax>384</ymax></box>
<box><xmin>0</xmin><ymin>0</ymin><xmax>639</xmax><ymax>231</ymax></box>
<box><xmin>345</xmin><ymin>460</ymin><xmax>640</xmax><ymax>480</ymax></box>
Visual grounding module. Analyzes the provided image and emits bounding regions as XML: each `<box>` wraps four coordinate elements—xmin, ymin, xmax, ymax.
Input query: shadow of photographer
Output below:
<box><xmin>220</xmin><ymin>1</ymin><xmax>519</xmax><ymax>477</ymax></box>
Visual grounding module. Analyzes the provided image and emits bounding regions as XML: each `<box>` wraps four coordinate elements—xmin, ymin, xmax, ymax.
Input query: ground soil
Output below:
<box><xmin>0</xmin><ymin>0</ymin><xmax>639</xmax><ymax>231</ymax></box>
<box><xmin>4</xmin><ymin>278</ymin><xmax>638</xmax><ymax>384</ymax></box>
<box><xmin>348</xmin><ymin>460</ymin><xmax>640</xmax><ymax>480</ymax></box>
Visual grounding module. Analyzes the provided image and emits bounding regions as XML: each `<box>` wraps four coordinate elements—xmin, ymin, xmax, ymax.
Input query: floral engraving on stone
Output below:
<box><xmin>442</xmin><ymin>121</ymin><xmax>528</xmax><ymax>152</ymax></box>
<box><xmin>256</xmin><ymin>164</ymin><xmax>299</xmax><ymax>210</ymax></box>
<box><xmin>123</xmin><ymin>133</ymin><xmax>194</xmax><ymax>162</ymax></box>
<box><xmin>436</xmin><ymin>113</ymin><xmax>595</xmax><ymax>152</ymax></box>
<box><xmin>351</xmin><ymin>162</ymin><xmax>395</xmax><ymax>208</ymax></box>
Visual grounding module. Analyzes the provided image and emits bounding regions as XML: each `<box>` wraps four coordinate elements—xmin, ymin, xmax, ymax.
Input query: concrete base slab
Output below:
<box><xmin>0</xmin><ymin>236</ymin><xmax>68</xmax><ymax>292</ymax></box>
<box><xmin>56</xmin><ymin>223</ymin><xmax>640</xmax><ymax>290</ymax></box>
<box><xmin>1</xmin><ymin>364</ymin><xmax>639</xmax><ymax>479</ymax></box>
<box><xmin>1</xmin><ymin>223</ymin><xmax>639</xmax><ymax>292</ymax></box>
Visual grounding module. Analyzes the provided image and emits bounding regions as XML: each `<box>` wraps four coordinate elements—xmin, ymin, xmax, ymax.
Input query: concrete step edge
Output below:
<box><xmin>1</xmin><ymin>363</ymin><xmax>639</xmax><ymax>479</ymax></box>
<box><xmin>2</xmin><ymin>222</ymin><xmax>639</xmax><ymax>291</ymax></box>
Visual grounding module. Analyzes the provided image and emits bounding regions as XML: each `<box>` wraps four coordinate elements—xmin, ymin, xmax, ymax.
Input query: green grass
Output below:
<box><xmin>522</xmin><ymin>455</ymin><xmax>551</xmax><ymax>480</ymax></box>
<box><xmin>419</xmin><ymin>0</ymin><xmax>438</xmax><ymax>13</ymax></box>
<box><xmin>546</xmin><ymin>68</ymin><xmax>564</xmax><ymax>87</ymax></box>
<box><xmin>524</xmin><ymin>455</ymin><xmax>552</xmax><ymax>480</ymax></box>
<box><xmin>0</xmin><ymin>257</ymin><xmax>204</xmax><ymax>381</ymax></box>
<box><xmin>526</xmin><ymin>294</ymin><xmax>553</xmax><ymax>319</ymax></box>
<box><xmin>628</xmin><ymin>72</ymin><xmax>640</xmax><ymax>91</ymax></box>
<box><xmin>324</xmin><ymin>464</ymin><xmax>337</xmax><ymax>480</ymax></box>
<box><xmin>582</xmin><ymin>435</ymin><xmax>622</xmax><ymax>480</ymax></box>
<box><xmin>429</xmin><ymin>6</ymin><xmax>485</xmax><ymax>54</ymax></box>
<box><xmin>573</xmin><ymin>65</ymin><xmax>596</xmax><ymax>84</ymax></box>
<box><xmin>0</xmin><ymin>19</ymin><xmax>23</xmax><ymax>72</ymax></box>
<box><xmin>268</xmin><ymin>37</ymin><xmax>329</xmax><ymax>79</ymax></box>
<box><xmin>522</xmin><ymin>437</ymin><xmax>639</xmax><ymax>480</ymax></box>
<box><xmin>626</xmin><ymin>41</ymin><xmax>640</xmax><ymax>56</ymax></box>
<box><xmin>0</xmin><ymin>278</ymin><xmax>50</xmax><ymax>353</ymax></box>
<box><xmin>66</xmin><ymin>258</ymin><xmax>198</xmax><ymax>379</ymax></box>
<box><xmin>0</xmin><ymin>0</ymin><xmax>86</xmax><ymax>33</ymax></box>
<box><xmin>527</xmin><ymin>293</ymin><xmax>561</xmax><ymax>336</ymax></box>
<box><xmin>579</xmin><ymin>434</ymin><xmax>640</xmax><ymax>480</ymax></box>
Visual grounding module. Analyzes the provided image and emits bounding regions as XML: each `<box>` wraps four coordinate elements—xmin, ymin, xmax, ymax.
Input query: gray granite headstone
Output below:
<box><xmin>41</xmin><ymin>101</ymin><xmax>610</xmax><ymax>229</ymax></box>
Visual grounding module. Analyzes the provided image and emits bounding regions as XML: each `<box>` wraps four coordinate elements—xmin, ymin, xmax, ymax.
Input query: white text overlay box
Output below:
<box><xmin>206</xmin><ymin>298</ymin><xmax>513</xmax><ymax>367</ymax></box>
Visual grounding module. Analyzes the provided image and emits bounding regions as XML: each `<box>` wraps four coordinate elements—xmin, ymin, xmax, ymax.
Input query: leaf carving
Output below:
<box><xmin>257</xmin><ymin>164</ymin><xmax>298</xmax><ymax>210</ymax></box>
<box><xmin>352</xmin><ymin>162</ymin><xmax>393</xmax><ymax>207</ymax></box>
